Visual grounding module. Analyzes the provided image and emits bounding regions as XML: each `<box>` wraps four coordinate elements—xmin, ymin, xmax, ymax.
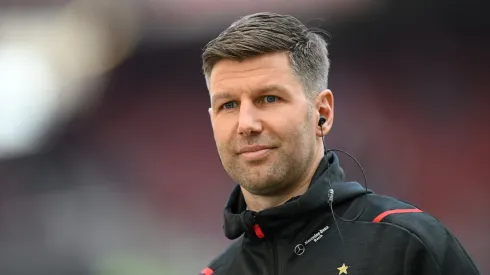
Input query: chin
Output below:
<box><xmin>241</xmin><ymin>177</ymin><xmax>286</xmax><ymax>196</ymax></box>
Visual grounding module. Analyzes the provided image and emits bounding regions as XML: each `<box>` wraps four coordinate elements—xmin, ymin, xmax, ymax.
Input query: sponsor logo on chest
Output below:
<box><xmin>294</xmin><ymin>225</ymin><xmax>329</xmax><ymax>256</ymax></box>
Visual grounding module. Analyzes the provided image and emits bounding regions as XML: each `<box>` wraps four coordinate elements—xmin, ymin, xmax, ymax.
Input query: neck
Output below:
<box><xmin>243</xmin><ymin>147</ymin><xmax>324</xmax><ymax>212</ymax></box>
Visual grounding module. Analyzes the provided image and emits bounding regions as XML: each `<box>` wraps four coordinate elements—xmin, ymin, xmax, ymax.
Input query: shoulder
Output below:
<box><xmin>198</xmin><ymin>237</ymin><xmax>242</xmax><ymax>275</ymax></box>
<box><xmin>359</xmin><ymin>193</ymin><xmax>478</xmax><ymax>272</ymax></box>
<box><xmin>360</xmin><ymin>193</ymin><xmax>445</xmax><ymax>229</ymax></box>
<box><xmin>360</xmin><ymin>193</ymin><xmax>424</xmax><ymax>223</ymax></box>
<box><xmin>360</xmin><ymin>193</ymin><xmax>452</xmax><ymax>242</ymax></box>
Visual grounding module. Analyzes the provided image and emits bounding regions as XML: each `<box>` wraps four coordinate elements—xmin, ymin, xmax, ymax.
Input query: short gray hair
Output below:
<box><xmin>202</xmin><ymin>12</ymin><xmax>330</xmax><ymax>100</ymax></box>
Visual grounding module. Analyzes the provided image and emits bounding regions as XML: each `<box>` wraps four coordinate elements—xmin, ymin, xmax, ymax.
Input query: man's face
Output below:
<box><xmin>208</xmin><ymin>52</ymin><xmax>320</xmax><ymax>196</ymax></box>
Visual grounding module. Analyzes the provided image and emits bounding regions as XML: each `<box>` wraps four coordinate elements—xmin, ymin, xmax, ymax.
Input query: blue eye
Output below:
<box><xmin>222</xmin><ymin>101</ymin><xmax>237</xmax><ymax>109</ymax></box>
<box><xmin>264</xmin><ymin>96</ymin><xmax>277</xmax><ymax>103</ymax></box>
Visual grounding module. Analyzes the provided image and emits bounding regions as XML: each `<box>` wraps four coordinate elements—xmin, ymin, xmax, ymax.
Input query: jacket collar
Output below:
<box><xmin>222</xmin><ymin>151</ymin><xmax>370</xmax><ymax>240</ymax></box>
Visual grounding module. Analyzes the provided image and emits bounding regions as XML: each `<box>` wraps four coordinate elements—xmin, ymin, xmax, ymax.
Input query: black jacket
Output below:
<box><xmin>200</xmin><ymin>152</ymin><xmax>480</xmax><ymax>275</ymax></box>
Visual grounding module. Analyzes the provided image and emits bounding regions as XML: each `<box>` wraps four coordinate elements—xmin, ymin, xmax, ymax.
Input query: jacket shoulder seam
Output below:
<box><xmin>354</xmin><ymin>220</ymin><xmax>442</xmax><ymax>274</ymax></box>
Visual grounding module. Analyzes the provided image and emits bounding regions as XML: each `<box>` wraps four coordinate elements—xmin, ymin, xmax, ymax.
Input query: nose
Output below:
<box><xmin>237</xmin><ymin>102</ymin><xmax>262</xmax><ymax>136</ymax></box>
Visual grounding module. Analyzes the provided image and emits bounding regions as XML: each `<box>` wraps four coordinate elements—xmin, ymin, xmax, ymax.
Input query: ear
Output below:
<box><xmin>315</xmin><ymin>89</ymin><xmax>334</xmax><ymax>137</ymax></box>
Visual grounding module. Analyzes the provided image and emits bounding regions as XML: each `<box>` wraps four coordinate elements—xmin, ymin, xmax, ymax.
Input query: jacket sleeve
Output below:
<box><xmin>400</xmin><ymin>218</ymin><xmax>480</xmax><ymax>275</ymax></box>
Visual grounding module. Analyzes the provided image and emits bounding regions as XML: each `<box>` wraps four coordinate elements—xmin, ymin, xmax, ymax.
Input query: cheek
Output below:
<box><xmin>212</xmin><ymin>118</ymin><xmax>235</xmax><ymax>145</ymax></box>
<box><xmin>272</xmin><ymin>112</ymin><xmax>305</xmax><ymax>135</ymax></box>
<box><xmin>285</xmin><ymin>117</ymin><xmax>314</xmax><ymax>144</ymax></box>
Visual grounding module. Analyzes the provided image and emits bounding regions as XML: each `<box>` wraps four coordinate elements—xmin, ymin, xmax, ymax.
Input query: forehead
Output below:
<box><xmin>209</xmin><ymin>52</ymin><xmax>302</xmax><ymax>95</ymax></box>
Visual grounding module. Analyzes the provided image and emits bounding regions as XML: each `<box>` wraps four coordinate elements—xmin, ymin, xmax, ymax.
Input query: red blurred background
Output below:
<box><xmin>0</xmin><ymin>0</ymin><xmax>488</xmax><ymax>274</ymax></box>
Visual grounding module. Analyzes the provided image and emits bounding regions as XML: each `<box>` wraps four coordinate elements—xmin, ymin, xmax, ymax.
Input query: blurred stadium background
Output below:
<box><xmin>0</xmin><ymin>0</ymin><xmax>488</xmax><ymax>274</ymax></box>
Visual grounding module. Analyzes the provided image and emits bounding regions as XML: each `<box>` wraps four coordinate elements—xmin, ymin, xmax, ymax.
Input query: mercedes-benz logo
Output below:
<box><xmin>294</xmin><ymin>244</ymin><xmax>305</xmax><ymax>256</ymax></box>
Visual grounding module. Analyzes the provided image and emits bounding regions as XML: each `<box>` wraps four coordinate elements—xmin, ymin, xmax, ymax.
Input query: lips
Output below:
<box><xmin>237</xmin><ymin>145</ymin><xmax>274</xmax><ymax>154</ymax></box>
<box><xmin>237</xmin><ymin>145</ymin><xmax>276</xmax><ymax>161</ymax></box>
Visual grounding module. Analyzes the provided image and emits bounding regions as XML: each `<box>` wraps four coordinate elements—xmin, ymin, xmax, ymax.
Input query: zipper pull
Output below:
<box><xmin>253</xmin><ymin>224</ymin><xmax>265</xmax><ymax>239</ymax></box>
<box><xmin>253</xmin><ymin>215</ymin><xmax>265</xmax><ymax>239</ymax></box>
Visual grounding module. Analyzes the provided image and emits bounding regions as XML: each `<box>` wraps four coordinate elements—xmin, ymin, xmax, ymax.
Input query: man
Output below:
<box><xmin>199</xmin><ymin>12</ymin><xmax>480</xmax><ymax>275</ymax></box>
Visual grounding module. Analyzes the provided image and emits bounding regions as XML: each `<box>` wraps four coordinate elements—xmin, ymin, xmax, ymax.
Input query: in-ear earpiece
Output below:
<box><xmin>318</xmin><ymin>115</ymin><xmax>327</xmax><ymax>156</ymax></box>
<box><xmin>318</xmin><ymin>116</ymin><xmax>326</xmax><ymax>127</ymax></box>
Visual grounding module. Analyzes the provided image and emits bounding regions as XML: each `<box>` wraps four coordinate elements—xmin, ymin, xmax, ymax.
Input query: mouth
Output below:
<box><xmin>237</xmin><ymin>145</ymin><xmax>276</xmax><ymax>161</ymax></box>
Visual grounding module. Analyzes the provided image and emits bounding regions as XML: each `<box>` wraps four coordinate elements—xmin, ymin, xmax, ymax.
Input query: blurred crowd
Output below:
<box><xmin>0</xmin><ymin>1</ymin><xmax>488</xmax><ymax>274</ymax></box>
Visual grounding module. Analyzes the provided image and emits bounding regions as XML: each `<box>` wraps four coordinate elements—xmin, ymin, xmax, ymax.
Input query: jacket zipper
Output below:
<box><xmin>254</xmin><ymin>215</ymin><xmax>279</xmax><ymax>275</ymax></box>
<box><xmin>271</xmin><ymin>238</ymin><xmax>279</xmax><ymax>275</ymax></box>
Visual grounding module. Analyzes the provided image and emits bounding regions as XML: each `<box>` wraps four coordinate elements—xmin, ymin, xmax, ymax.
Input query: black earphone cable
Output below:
<box><xmin>318</xmin><ymin>116</ymin><xmax>369</xmax><ymax>244</ymax></box>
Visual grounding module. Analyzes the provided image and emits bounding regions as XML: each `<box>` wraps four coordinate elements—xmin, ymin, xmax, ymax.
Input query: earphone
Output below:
<box><xmin>318</xmin><ymin>116</ymin><xmax>327</xmax><ymax>155</ymax></box>
<box><xmin>318</xmin><ymin>116</ymin><xmax>327</xmax><ymax>128</ymax></box>
<box><xmin>317</xmin><ymin>115</ymin><xmax>369</xmax><ymax>244</ymax></box>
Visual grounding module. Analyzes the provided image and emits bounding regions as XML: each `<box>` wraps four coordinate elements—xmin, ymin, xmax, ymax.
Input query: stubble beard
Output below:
<box><xmin>219</xmin><ymin>112</ymin><xmax>316</xmax><ymax>197</ymax></box>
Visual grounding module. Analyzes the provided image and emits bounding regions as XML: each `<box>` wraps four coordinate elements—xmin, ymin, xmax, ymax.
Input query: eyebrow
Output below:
<box><xmin>211</xmin><ymin>84</ymin><xmax>288</xmax><ymax>104</ymax></box>
<box><xmin>257</xmin><ymin>84</ymin><xmax>289</xmax><ymax>95</ymax></box>
<box><xmin>211</xmin><ymin>92</ymin><xmax>233</xmax><ymax>105</ymax></box>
